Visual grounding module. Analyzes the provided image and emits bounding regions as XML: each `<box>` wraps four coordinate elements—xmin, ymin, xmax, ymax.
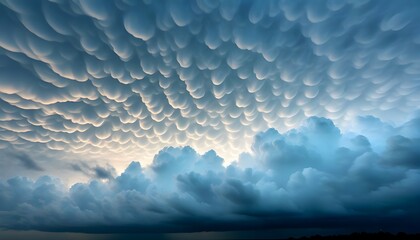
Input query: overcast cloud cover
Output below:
<box><xmin>1</xmin><ymin>0</ymin><xmax>420</xmax><ymax>235</ymax></box>
<box><xmin>0</xmin><ymin>116</ymin><xmax>420</xmax><ymax>233</ymax></box>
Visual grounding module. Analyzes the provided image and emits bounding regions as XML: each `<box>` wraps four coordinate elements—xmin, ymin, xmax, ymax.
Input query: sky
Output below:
<box><xmin>0</xmin><ymin>0</ymin><xmax>420</xmax><ymax>238</ymax></box>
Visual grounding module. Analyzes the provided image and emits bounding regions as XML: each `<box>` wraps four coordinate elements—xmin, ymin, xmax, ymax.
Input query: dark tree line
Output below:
<box><xmin>285</xmin><ymin>232</ymin><xmax>420</xmax><ymax>240</ymax></box>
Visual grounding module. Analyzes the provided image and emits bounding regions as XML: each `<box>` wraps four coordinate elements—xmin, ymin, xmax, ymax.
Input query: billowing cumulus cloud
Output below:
<box><xmin>1</xmin><ymin>0</ymin><xmax>420</xmax><ymax>171</ymax></box>
<box><xmin>0</xmin><ymin>117</ymin><xmax>419</xmax><ymax>233</ymax></box>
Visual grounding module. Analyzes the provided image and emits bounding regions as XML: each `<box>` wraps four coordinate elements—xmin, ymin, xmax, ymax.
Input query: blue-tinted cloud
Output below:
<box><xmin>4</xmin><ymin>151</ymin><xmax>44</xmax><ymax>171</ymax></box>
<box><xmin>1</xmin><ymin>0</ymin><xmax>420</xmax><ymax>170</ymax></box>
<box><xmin>0</xmin><ymin>116</ymin><xmax>419</xmax><ymax>233</ymax></box>
<box><xmin>1</xmin><ymin>0</ymin><xmax>420</xmax><ymax>234</ymax></box>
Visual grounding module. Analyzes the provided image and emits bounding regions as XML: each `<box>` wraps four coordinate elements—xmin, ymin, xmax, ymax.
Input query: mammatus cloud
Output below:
<box><xmin>0</xmin><ymin>117</ymin><xmax>419</xmax><ymax>233</ymax></box>
<box><xmin>1</xmin><ymin>0</ymin><xmax>420</xmax><ymax>169</ymax></box>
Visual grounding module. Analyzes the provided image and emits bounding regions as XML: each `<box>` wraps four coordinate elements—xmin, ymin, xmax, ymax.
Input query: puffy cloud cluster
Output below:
<box><xmin>0</xmin><ymin>116</ymin><xmax>419</xmax><ymax>233</ymax></box>
<box><xmin>1</xmin><ymin>0</ymin><xmax>420</xmax><ymax>168</ymax></box>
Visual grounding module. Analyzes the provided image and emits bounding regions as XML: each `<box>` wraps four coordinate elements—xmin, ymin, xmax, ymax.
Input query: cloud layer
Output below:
<box><xmin>1</xmin><ymin>116</ymin><xmax>419</xmax><ymax>233</ymax></box>
<box><xmin>1</xmin><ymin>0</ymin><xmax>420</xmax><ymax>168</ymax></box>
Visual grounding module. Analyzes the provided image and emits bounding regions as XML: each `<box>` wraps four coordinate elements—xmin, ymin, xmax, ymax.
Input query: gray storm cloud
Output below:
<box><xmin>0</xmin><ymin>116</ymin><xmax>419</xmax><ymax>232</ymax></box>
<box><xmin>1</xmin><ymin>0</ymin><xmax>420</xmax><ymax>167</ymax></box>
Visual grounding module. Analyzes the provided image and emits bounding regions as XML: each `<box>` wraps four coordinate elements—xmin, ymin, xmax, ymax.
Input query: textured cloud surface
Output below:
<box><xmin>1</xmin><ymin>116</ymin><xmax>420</xmax><ymax>232</ymax></box>
<box><xmin>1</xmin><ymin>0</ymin><xmax>420</xmax><ymax>171</ymax></box>
<box><xmin>1</xmin><ymin>0</ymin><xmax>420</xmax><ymax>234</ymax></box>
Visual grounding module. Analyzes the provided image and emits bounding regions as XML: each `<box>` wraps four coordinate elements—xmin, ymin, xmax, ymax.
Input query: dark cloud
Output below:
<box><xmin>93</xmin><ymin>166</ymin><xmax>114</xmax><ymax>180</ymax></box>
<box><xmin>70</xmin><ymin>162</ymin><xmax>116</xmax><ymax>180</ymax></box>
<box><xmin>10</xmin><ymin>152</ymin><xmax>44</xmax><ymax>171</ymax></box>
<box><xmin>0</xmin><ymin>117</ymin><xmax>419</xmax><ymax>233</ymax></box>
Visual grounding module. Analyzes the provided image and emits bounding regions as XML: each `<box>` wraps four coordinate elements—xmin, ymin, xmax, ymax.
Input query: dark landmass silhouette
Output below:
<box><xmin>282</xmin><ymin>232</ymin><xmax>420</xmax><ymax>240</ymax></box>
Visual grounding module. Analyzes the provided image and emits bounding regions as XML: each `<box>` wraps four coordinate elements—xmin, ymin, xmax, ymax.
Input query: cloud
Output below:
<box><xmin>1</xmin><ymin>0</ymin><xmax>420</xmax><ymax>168</ymax></box>
<box><xmin>11</xmin><ymin>152</ymin><xmax>44</xmax><ymax>171</ymax></box>
<box><xmin>93</xmin><ymin>166</ymin><xmax>114</xmax><ymax>180</ymax></box>
<box><xmin>70</xmin><ymin>162</ymin><xmax>116</xmax><ymax>180</ymax></box>
<box><xmin>0</xmin><ymin>150</ymin><xmax>44</xmax><ymax>172</ymax></box>
<box><xmin>0</xmin><ymin>116</ymin><xmax>419</xmax><ymax>233</ymax></box>
<box><xmin>0</xmin><ymin>0</ymin><xmax>420</xmax><ymax>234</ymax></box>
